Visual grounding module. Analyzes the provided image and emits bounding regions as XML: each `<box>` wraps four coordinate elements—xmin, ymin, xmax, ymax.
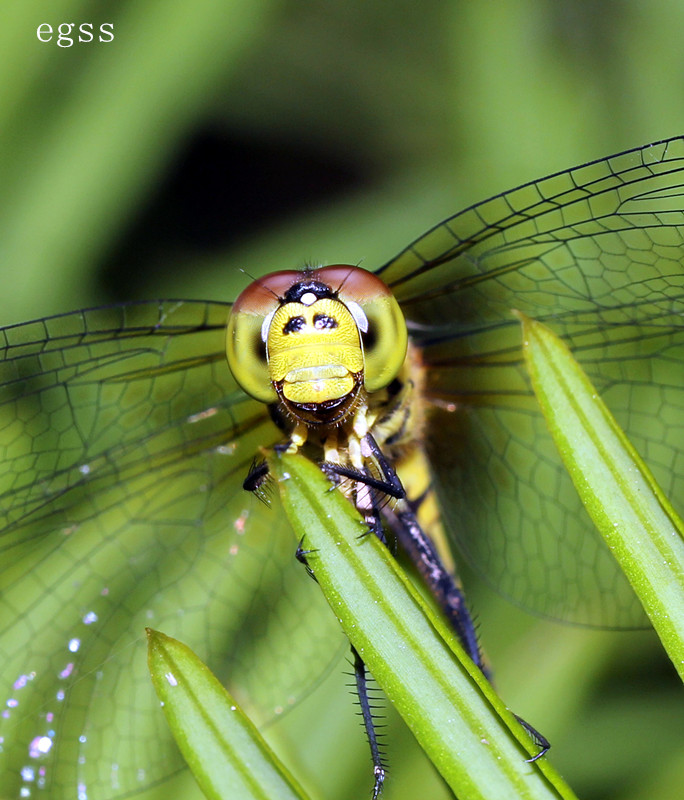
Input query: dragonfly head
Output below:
<box><xmin>226</xmin><ymin>265</ymin><xmax>408</xmax><ymax>426</ymax></box>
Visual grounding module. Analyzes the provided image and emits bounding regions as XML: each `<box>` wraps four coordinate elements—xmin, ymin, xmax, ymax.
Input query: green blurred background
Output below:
<box><xmin>2</xmin><ymin>1</ymin><xmax>684</xmax><ymax>799</ymax></box>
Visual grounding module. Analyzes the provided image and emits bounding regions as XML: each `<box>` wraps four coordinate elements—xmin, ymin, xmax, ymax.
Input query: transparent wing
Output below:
<box><xmin>378</xmin><ymin>137</ymin><xmax>684</xmax><ymax>627</ymax></box>
<box><xmin>0</xmin><ymin>300</ymin><xmax>342</xmax><ymax>798</ymax></box>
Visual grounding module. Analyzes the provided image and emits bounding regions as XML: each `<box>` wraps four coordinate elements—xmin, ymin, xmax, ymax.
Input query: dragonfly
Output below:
<box><xmin>1</xmin><ymin>137</ymin><xmax>683</xmax><ymax>799</ymax></box>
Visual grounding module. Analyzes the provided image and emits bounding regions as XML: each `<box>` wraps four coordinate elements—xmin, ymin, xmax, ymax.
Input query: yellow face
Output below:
<box><xmin>226</xmin><ymin>265</ymin><xmax>408</xmax><ymax>425</ymax></box>
<box><xmin>267</xmin><ymin>296</ymin><xmax>364</xmax><ymax>405</ymax></box>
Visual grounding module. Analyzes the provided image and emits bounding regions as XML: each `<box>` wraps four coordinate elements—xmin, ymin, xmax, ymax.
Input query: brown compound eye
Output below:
<box><xmin>225</xmin><ymin>270</ymin><xmax>304</xmax><ymax>403</ymax></box>
<box><xmin>315</xmin><ymin>265</ymin><xmax>408</xmax><ymax>393</ymax></box>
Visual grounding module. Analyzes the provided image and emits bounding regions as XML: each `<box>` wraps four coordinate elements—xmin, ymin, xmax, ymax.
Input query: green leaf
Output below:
<box><xmin>268</xmin><ymin>451</ymin><xmax>577</xmax><ymax>800</ymax></box>
<box><xmin>518</xmin><ymin>312</ymin><xmax>684</xmax><ymax>681</ymax></box>
<box><xmin>147</xmin><ymin>629</ymin><xmax>308</xmax><ymax>800</ymax></box>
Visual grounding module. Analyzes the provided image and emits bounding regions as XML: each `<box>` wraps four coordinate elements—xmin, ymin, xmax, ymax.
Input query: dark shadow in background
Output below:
<box><xmin>100</xmin><ymin>128</ymin><xmax>374</xmax><ymax>299</ymax></box>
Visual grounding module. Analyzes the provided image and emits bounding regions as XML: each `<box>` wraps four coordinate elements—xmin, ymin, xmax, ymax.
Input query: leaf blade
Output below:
<box><xmin>519</xmin><ymin>312</ymin><xmax>684</xmax><ymax>680</ymax></box>
<box><xmin>147</xmin><ymin>628</ymin><xmax>308</xmax><ymax>800</ymax></box>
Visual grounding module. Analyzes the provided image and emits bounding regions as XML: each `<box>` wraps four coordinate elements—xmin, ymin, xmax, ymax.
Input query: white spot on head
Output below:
<box><xmin>299</xmin><ymin>292</ymin><xmax>317</xmax><ymax>306</ymax></box>
<box><xmin>165</xmin><ymin>672</ymin><xmax>178</xmax><ymax>687</ymax></box>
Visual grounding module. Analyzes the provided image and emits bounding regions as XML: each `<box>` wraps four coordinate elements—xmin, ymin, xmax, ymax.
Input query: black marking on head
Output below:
<box><xmin>284</xmin><ymin>280</ymin><xmax>336</xmax><ymax>304</ymax></box>
<box><xmin>283</xmin><ymin>315</ymin><xmax>305</xmax><ymax>334</ymax></box>
<box><xmin>314</xmin><ymin>313</ymin><xmax>338</xmax><ymax>330</ymax></box>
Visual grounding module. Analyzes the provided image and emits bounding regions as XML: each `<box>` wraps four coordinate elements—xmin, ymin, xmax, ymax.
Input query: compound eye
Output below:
<box><xmin>316</xmin><ymin>266</ymin><xmax>408</xmax><ymax>392</ymax></box>
<box><xmin>226</xmin><ymin>270</ymin><xmax>302</xmax><ymax>403</ymax></box>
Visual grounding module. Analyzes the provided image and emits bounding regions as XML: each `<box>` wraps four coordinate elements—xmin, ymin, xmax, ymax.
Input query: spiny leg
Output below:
<box><xmin>320</xmin><ymin>460</ymin><xmax>396</xmax><ymax>546</ymax></box>
<box><xmin>295</xmin><ymin>536</ymin><xmax>317</xmax><ymax>581</ymax></box>
<box><xmin>363</xmin><ymin>433</ymin><xmax>550</xmax><ymax>759</ymax></box>
<box><xmin>350</xmin><ymin>645</ymin><xmax>387</xmax><ymax>800</ymax></box>
<box><xmin>318</xmin><ymin>458</ymin><xmax>393</xmax><ymax>787</ymax></box>
<box><xmin>319</xmin><ymin>462</ymin><xmax>403</xmax><ymax>499</ymax></box>
<box><xmin>248</xmin><ymin>430</ymin><xmax>394</xmax><ymax>793</ymax></box>
<box><xmin>515</xmin><ymin>715</ymin><xmax>550</xmax><ymax>762</ymax></box>
<box><xmin>346</xmin><ymin>434</ymin><xmax>485</xmax><ymax>668</ymax></box>
<box><xmin>293</xmin><ymin>522</ymin><xmax>390</xmax><ymax>796</ymax></box>
<box><xmin>242</xmin><ymin>458</ymin><xmax>270</xmax><ymax>493</ymax></box>
<box><xmin>383</xmin><ymin>501</ymin><xmax>486</xmax><ymax>670</ymax></box>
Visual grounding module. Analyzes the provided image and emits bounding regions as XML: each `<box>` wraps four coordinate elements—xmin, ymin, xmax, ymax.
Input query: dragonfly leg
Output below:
<box><xmin>241</xmin><ymin>440</ymin><xmax>294</xmax><ymax>495</ymax></box>
<box><xmin>319</xmin><ymin>457</ymin><xmax>393</xmax><ymax>793</ymax></box>
<box><xmin>242</xmin><ymin>457</ymin><xmax>270</xmax><ymax>492</ymax></box>
<box><xmin>321</xmin><ymin>460</ymin><xmax>393</xmax><ymax>546</ymax></box>
<box><xmin>515</xmin><ymin>714</ymin><xmax>551</xmax><ymax>762</ymax></box>
<box><xmin>295</xmin><ymin>536</ymin><xmax>318</xmax><ymax>580</ymax></box>
<box><xmin>294</xmin><ymin>521</ymin><xmax>389</xmax><ymax>796</ymax></box>
<box><xmin>319</xmin><ymin>460</ymin><xmax>404</xmax><ymax>498</ymax></box>
<box><xmin>350</xmin><ymin>645</ymin><xmax>387</xmax><ymax>800</ymax></box>
<box><xmin>367</xmin><ymin>433</ymin><xmax>550</xmax><ymax>761</ymax></box>
<box><xmin>383</xmin><ymin>497</ymin><xmax>487</xmax><ymax>671</ymax></box>
<box><xmin>359</xmin><ymin>433</ymin><xmax>486</xmax><ymax>671</ymax></box>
